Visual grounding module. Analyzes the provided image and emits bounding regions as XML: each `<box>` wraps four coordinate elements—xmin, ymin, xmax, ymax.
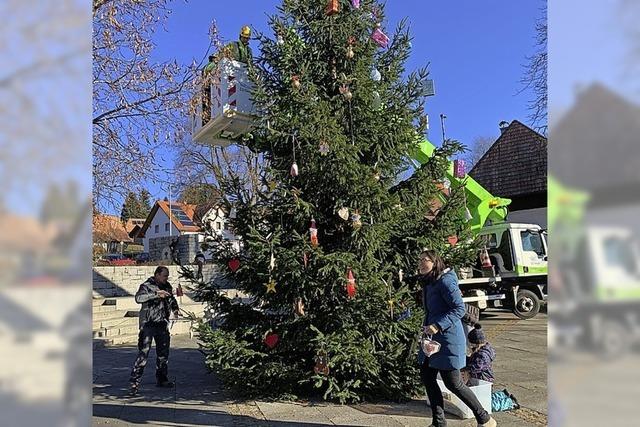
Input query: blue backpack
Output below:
<box><xmin>491</xmin><ymin>389</ymin><xmax>520</xmax><ymax>412</ymax></box>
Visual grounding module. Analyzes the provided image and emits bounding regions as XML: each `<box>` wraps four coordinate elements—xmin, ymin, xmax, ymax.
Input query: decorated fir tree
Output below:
<box><xmin>193</xmin><ymin>0</ymin><xmax>476</xmax><ymax>403</ymax></box>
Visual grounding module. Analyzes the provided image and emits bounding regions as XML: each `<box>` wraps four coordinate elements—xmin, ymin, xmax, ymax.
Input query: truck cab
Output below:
<box><xmin>476</xmin><ymin>223</ymin><xmax>548</xmax><ymax>279</ymax></box>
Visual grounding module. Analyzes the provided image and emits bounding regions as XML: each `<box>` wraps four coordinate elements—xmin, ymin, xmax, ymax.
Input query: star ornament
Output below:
<box><xmin>264</xmin><ymin>279</ymin><xmax>277</xmax><ymax>293</ymax></box>
<box><xmin>319</xmin><ymin>140</ymin><xmax>330</xmax><ymax>156</ymax></box>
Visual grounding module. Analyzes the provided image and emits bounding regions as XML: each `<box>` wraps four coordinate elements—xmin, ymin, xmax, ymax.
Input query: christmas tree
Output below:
<box><xmin>193</xmin><ymin>0</ymin><xmax>476</xmax><ymax>403</ymax></box>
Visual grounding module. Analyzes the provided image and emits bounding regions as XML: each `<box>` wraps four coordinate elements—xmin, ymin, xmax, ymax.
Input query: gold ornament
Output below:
<box><xmin>346</xmin><ymin>46</ymin><xmax>354</xmax><ymax>59</ymax></box>
<box><xmin>292</xmin><ymin>75</ymin><xmax>301</xmax><ymax>89</ymax></box>
<box><xmin>293</xmin><ymin>297</ymin><xmax>306</xmax><ymax>316</ymax></box>
<box><xmin>264</xmin><ymin>279</ymin><xmax>277</xmax><ymax>293</ymax></box>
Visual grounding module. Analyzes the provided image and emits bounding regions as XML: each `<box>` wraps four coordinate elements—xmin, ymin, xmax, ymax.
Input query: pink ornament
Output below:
<box><xmin>290</xmin><ymin>162</ymin><xmax>299</xmax><ymax>177</ymax></box>
<box><xmin>454</xmin><ymin>159</ymin><xmax>466</xmax><ymax>178</ymax></box>
<box><xmin>371</xmin><ymin>28</ymin><xmax>389</xmax><ymax>48</ymax></box>
<box><xmin>351</xmin><ymin>0</ymin><xmax>360</xmax><ymax>8</ymax></box>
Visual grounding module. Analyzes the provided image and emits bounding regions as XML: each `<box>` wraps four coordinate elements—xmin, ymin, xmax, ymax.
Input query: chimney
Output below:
<box><xmin>499</xmin><ymin>120</ymin><xmax>510</xmax><ymax>134</ymax></box>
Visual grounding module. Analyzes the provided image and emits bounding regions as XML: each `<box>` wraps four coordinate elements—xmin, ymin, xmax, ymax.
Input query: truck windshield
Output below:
<box><xmin>603</xmin><ymin>237</ymin><xmax>637</xmax><ymax>276</ymax></box>
<box><xmin>520</xmin><ymin>230</ymin><xmax>545</xmax><ymax>258</ymax></box>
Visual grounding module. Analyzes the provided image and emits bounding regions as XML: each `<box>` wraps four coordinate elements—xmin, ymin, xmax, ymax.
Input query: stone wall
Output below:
<box><xmin>148</xmin><ymin>234</ymin><xmax>201</xmax><ymax>264</ymax></box>
<box><xmin>93</xmin><ymin>264</ymin><xmax>232</xmax><ymax>298</ymax></box>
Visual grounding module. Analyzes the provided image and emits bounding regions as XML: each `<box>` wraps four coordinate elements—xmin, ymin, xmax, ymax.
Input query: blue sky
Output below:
<box><xmin>142</xmin><ymin>0</ymin><xmax>546</xmax><ymax>208</ymax></box>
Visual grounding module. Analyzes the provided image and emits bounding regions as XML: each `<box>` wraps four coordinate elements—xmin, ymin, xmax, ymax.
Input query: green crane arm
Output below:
<box><xmin>410</xmin><ymin>138</ymin><xmax>511</xmax><ymax>232</ymax></box>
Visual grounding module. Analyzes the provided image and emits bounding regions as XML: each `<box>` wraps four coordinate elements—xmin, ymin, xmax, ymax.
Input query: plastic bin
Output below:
<box><xmin>427</xmin><ymin>377</ymin><xmax>492</xmax><ymax>419</ymax></box>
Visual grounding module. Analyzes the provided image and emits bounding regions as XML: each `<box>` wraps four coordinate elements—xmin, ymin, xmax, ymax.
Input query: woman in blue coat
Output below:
<box><xmin>416</xmin><ymin>250</ymin><xmax>496</xmax><ymax>427</ymax></box>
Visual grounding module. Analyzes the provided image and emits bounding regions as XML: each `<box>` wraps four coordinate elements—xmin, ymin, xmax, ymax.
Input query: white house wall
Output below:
<box><xmin>143</xmin><ymin>209</ymin><xmax>181</xmax><ymax>252</ymax></box>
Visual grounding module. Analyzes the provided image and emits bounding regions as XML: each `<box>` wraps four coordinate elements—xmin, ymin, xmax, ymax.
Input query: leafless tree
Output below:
<box><xmin>520</xmin><ymin>3</ymin><xmax>547</xmax><ymax>135</ymax></box>
<box><xmin>173</xmin><ymin>137</ymin><xmax>267</xmax><ymax>210</ymax></box>
<box><xmin>464</xmin><ymin>136</ymin><xmax>495</xmax><ymax>169</ymax></box>
<box><xmin>0</xmin><ymin>1</ymin><xmax>88</xmax><ymax>211</ymax></box>
<box><xmin>92</xmin><ymin>0</ymin><xmax>214</xmax><ymax>211</ymax></box>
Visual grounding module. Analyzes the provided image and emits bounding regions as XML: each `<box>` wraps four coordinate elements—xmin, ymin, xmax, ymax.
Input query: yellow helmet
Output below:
<box><xmin>240</xmin><ymin>26</ymin><xmax>251</xmax><ymax>38</ymax></box>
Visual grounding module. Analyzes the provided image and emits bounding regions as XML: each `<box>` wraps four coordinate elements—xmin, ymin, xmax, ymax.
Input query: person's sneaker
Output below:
<box><xmin>156</xmin><ymin>380</ymin><xmax>175</xmax><ymax>388</ymax></box>
<box><xmin>478</xmin><ymin>417</ymin><xmax>497</xmax><ymax>427</ymax></box>
<box><xmin>127</xmin><ymin>383</ymin><xmax>139</xmax><ymax>396</ymax></box>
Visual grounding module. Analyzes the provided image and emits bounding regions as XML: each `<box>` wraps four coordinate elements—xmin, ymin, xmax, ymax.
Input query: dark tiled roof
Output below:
<box><xmin>469</xmin><ymin>120</ymin><xmax>547</xmax><ymax>198</ymax></box>
<box><xmin>550</xmin><ymin>83</ymin><xmax>640</xmax><ymax>192</ymax></box>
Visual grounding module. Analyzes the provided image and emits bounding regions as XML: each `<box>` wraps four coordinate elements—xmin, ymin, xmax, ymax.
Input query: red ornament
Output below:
<box><xmin>448</xmin><ymin>235</ymin><xmax>458</xmax><ymax>246</ymax></box>
<box><xmin>310</xmin><ymin>218</ymin><xmax>319</xmax><ymax>247</ymax></box>
<box><xmin>346</xmin><ymin>268</ymin><xmax>357</xmax><ymax>298</ymax></box>
<box><xmin>228</xmin><ymin>258</ymin><xmax>240</xmax><ymax>272</ymax></box>
<box><xmin>176</xmin><ymin>284</ymin><xmax>184</xmax><ymax>297</ymax></box>
<box><xmin>264</xmin><ymin>333</ymin><xmax>279</xmax><ymax>349</ymax></box>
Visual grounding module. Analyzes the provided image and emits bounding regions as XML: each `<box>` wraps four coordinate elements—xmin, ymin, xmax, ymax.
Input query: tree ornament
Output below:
<box><xmin>442</xmin><ymin>178</ymin><xmax>451</xmax><ymax>189</ymax></box>
<box><xmin>228</xmin><ymin>258</ymin><xmax>240</xmax><ymax>273</ymax></box>
<box><xmin>397</xmin><ymin>307</ymin><xmax>412</xmax><ymax>321</ymax></box>
<box><xmin>372</xmin><ymin>91</ymin><xmax>381</xmax><ymax>109</ymax></box>
<box><xmin>371</xmin><ymin>27</ymin><xmax>389</xmax><ymax>48</ymax></box>
<box><xmin>448</xmin><ymin>235</ymin><xmax>459</xmax><ymax>246</ymax></box>
<box><xmin>276</xmin><ymin>34</ymin><xmax>285</xmax><ymax>46</ymax></box>
<box><xmin>264</xmin><ymin>332</ymin><xmax>279</xmax><ymax>349</ymax></box>
<box><xmin>303</xmin><ymin>252</ymin><xmax>309</xmax><ymax>268</ymax></box>
<box><xmin>325</xmin><ymin>0</ymin><xmax>339</xmax><ymax>16</ymax></box>
<box><xmin>290</xmin><ymin>162</ymin><xmax>299</xmax><ymax>177</ymax></box>
<box><xmin>291</xmin><ymin>75</ymin><xmax>301</xmax><ymax>89</ymax></box>
<box><xmin>345</xmin><ymin>268</ymin><xmax>357</xmax><ymax>298</ymax></box>
<box><xmin>264</xmin><ymin>278</ymin><xmax>277</xmax><ymax>293</ymax></box>
<box><xmin>319</xmin><ymin>140</ymin><xmax>330</xmax><ymax>156</ymax></box>
<box><xmin>373</xmin><ymin>170</ymin><xmax>381</xmax><ymax>181</ymax></box>
<box><xmin>268</xmin><ymin>180</ymin><xmax>277</xmax><ymax>191</ymax></box>
<box><xmin>293</xmin><ymin>297</ymin><xmax>306</xmax><ymax>316</ymax></box>
<box><xmin>453</xmin><ymin>159</ymin><xmax>466</xmax><ymax>178</ymax></box>
<box><xmin>350</xmin><ymin>210</ymin><xmax>362</xmax><ymax>230</ymax></box>
<box><xmin>388</xmin><ymin>298</ymin><xmax>395</xmax><ymax>318</ymax></box>
<box><xmin>269</xmin><ymin>252</ymin><xmax>276</xmax><ymax>270</ymax></box>
<box><xmin>338</xmin><ymin>207</ymin><xmax>349</xmax><ymax>220</ymax></box>
<box><xmin>464</xmin><ymin>206</ymin><xmax>473</xmax><ymax>222</ymax></box>
<box><xmin>309</xmin><ymin>218</ymin><xmax>319</xmax><ymax>247</ymax></box>
<box><xmin>351</xmin><ymin>0</ymin><xmax>360</xmax><ymax>9</ymax></box>
<box><xmin>371</xmin><ymin>68</ymin><xmax>381</xmax><ymax>82</ymax></box>
<box><xmin>314</xmin><ymin>350</ymin><xmax>330</xmax><ymax>375</ymax></box>
<box><xmin>339</xmin><ymin>84</ymin><xmax>353</xmax><ymax>101</ymax></box>
<box><xmin>346</xmin><ymin>45</ymin><xmax>355</xmax><ymax>59</ymax></box>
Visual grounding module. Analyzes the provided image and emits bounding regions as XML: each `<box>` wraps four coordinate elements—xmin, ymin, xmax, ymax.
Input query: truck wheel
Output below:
<box><xmin>597</xmin><ymin>320</ymin><xmax>629</xmax><ymax>359</ymax></box>
<box><xmin>513</xmin><ymin>289</ymin><xmax>540</xmax><ymax>319</ymax></box>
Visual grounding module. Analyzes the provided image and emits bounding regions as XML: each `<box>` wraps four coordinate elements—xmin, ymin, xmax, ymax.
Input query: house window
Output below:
<box><xmin>165</xmin><ymin>223</ymin><xmax>170</xmax><ymax>232</ymax></box>
<box><xmin>224</xmin><ymin>222</ymin><xmax>230</xmax><ymax>231</ymax></box>
<box><xmin>155</xmin><ymin>224</ymin><xmax>159</xmax><ymax>234</ymax></box>
<box><xmin>216</xmin><ymin>222</ymin><xmax>222</xmax><ymax>230</ymax></box>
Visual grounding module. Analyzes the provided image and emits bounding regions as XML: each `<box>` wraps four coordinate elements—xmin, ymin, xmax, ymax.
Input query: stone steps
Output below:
<box><xmin>92</xmin><ymin>294</ymin><xmax>206</xmax><ymax>345</ymax></box>
<box><xmin>93</xmin><ymin>319</ymin><xmax>197</xmax><ymax>346</ymax></box>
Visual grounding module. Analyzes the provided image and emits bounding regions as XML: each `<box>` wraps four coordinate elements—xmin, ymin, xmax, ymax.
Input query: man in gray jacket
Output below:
<box><xmin>128</xmin><ymin>266</ymin><xmax>179</xmax><ymax>395</ymax></box>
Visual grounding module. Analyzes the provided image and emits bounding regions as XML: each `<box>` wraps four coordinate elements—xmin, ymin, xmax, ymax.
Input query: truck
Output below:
<box><xmin>548</xmin><ymin>176</ymin><xmax>640</xmax><ymax>358</ymax></box>
<box><xmin>411</xmin><ymin>139</ymin><xmax>548</xmax><ymax>319</ymax></box>
<box><xmin>192</xmin><ymin>59</ymin><xmax>548</xmax><ymax>319</ymax></box>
